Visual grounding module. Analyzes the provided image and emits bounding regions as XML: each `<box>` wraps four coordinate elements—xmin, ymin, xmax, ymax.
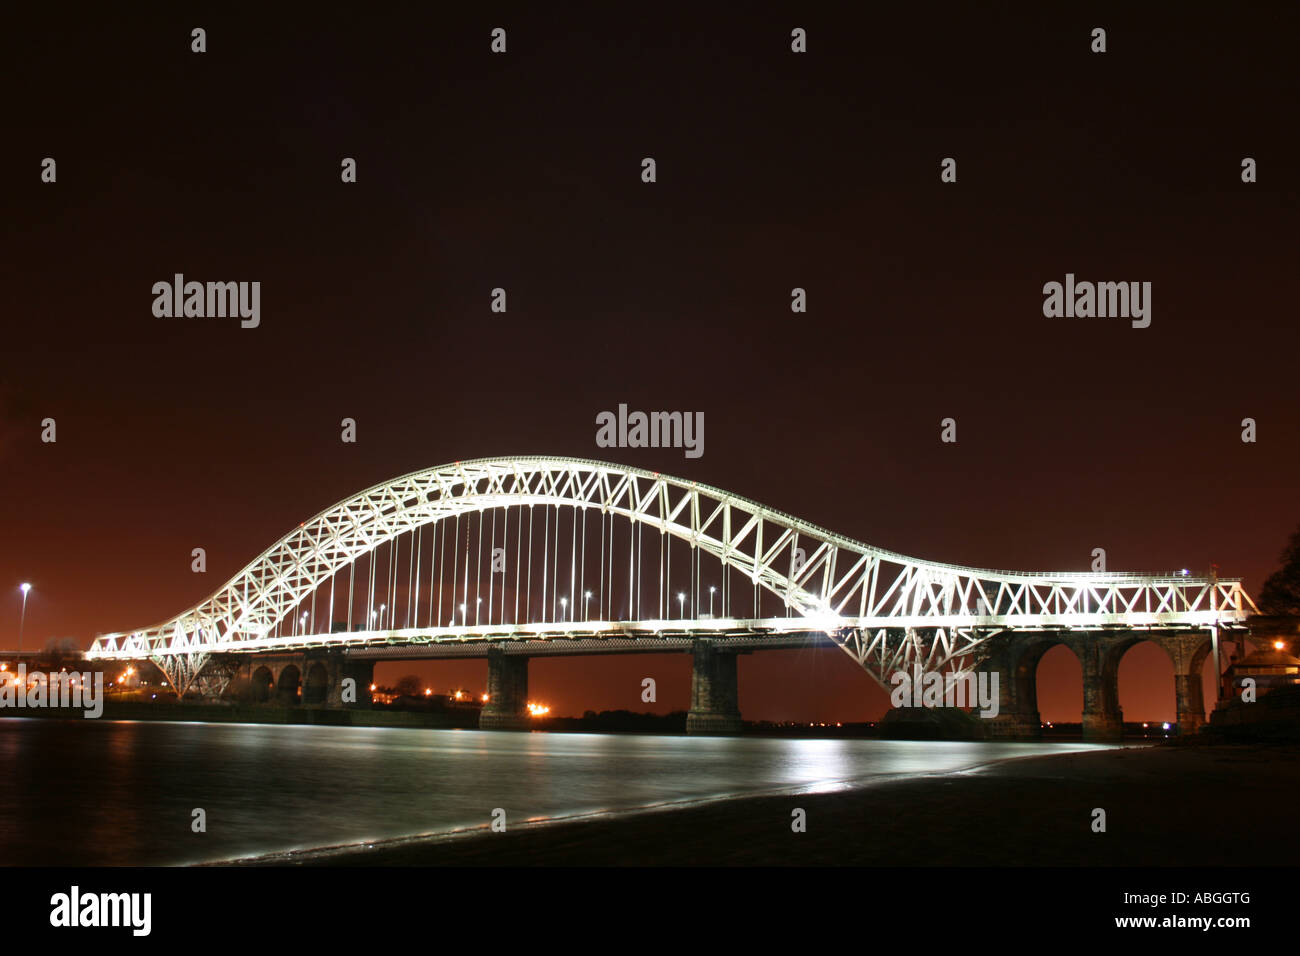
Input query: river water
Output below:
<box><xmin>0</xmin><ymin>718</ymin><xmax>1109</xmax><ymax>865</ymax></box>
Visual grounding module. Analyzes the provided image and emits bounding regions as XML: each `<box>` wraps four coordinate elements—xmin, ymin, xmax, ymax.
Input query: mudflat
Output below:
<box><xmin>287</xmin><ymin>741</ymin><xmax>1300</xmax><ymax>866</ymax></box>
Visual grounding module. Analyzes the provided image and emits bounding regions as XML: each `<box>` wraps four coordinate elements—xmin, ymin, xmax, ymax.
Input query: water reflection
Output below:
<box><xmin>0</xmin><ymin>718</ymin><xmax>1108</xmax><ymax>865</ymax></box>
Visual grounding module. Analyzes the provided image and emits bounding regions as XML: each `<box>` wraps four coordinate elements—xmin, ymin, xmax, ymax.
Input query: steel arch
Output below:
<box><xmin>85</xmin><ymin>456</ymin><xmax>1256</xmax><ymax>696</ymax></box>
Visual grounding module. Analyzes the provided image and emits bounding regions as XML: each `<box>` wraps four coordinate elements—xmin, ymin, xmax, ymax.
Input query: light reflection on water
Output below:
<box><xmin>0</xmin><ymin>718</ymin><xmax>1110</xmax><ymax>865</ymax></box>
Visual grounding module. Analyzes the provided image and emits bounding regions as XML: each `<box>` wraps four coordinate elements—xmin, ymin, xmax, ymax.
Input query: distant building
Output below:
<box><xmin>1222</xmin><ymin>644</ymin><xmax>1300</xmax><ymax>696</ymax></box>
<box><xmin>1210</xmin><ymin>634</ymin><xmax>1300</xmax><ymax>735</ymax></box>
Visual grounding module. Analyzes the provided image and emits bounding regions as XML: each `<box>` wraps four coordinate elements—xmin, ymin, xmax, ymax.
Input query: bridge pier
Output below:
<box><xmin>686</xmin><ymin>640</ymin><xmax>743</xmax><ymax>735</ymax></box>
<box><xmin>1158</xmin><ymin>630</ymin><xmax>1211</xmax><ymax>735</ymax></box>
<box><xmin>977</xmin><ymin>641</ymin><xmax>1042</xmax><ymax>739</ymax></box>
<box><xmin>479</xmin><ymin>648</ymin><xmax>530</xmax><ymax>730</ymax></box>
<box><xmin>318</xmin><ymin>653</ymin><xmax>374</xmax><ymax>710</ymax></box>
<box><xmin>1080</xmin><ymin>642</ymin><xmax>1123</xmax><ymax>741</ymax></box>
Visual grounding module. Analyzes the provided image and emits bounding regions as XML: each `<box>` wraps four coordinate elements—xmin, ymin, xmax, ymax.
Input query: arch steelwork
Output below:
<box><xmin>85</xmin><ymin>456</ymin><xmax>1257</xmax><ymax>697</ymax></box>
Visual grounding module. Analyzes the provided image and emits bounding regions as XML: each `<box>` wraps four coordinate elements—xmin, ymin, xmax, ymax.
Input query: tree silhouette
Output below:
<box><xmin>394</xmin><ymin>674</ymin><xmax>423</xmax><ymax>697</ymax></box>
<box><xmin>1258</xmin><ymin>527</ymin><xmax>1300</xmax><ymax>615</ymax></box>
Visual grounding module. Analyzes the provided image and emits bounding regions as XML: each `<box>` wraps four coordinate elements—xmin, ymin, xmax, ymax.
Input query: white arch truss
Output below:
<box><xmin>85</xmin><ymin>456</ymin><xmax>1256</xmax><ymax>696</ymax></box>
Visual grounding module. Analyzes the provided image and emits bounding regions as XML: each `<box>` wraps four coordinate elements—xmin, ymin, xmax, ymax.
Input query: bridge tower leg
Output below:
<box><xmin>1081</xmin><ymin>638</ymin><xmax>1123</xmax><ymax>741</ymax></box>
<box><xmin>480</xmin><ymin>647</ymin><xmax>530</xmax><ymax>730</ymax></box>
<box><xmin>686</xmin><ymin>640</ymin><xmax>743</xmax><ymax>736</ymax></box>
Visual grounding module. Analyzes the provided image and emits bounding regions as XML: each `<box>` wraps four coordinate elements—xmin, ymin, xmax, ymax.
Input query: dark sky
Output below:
<box><xmin>3</xmin><ymin>4</ymin><xmax>1296</xmax><ymax>723</ymax></box>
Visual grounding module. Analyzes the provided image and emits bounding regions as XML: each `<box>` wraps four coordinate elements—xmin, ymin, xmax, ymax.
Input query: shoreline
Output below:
<box><xmin>219</xmin><ymin>742</ymin><xmax>1109</xmax><ymax>866</ymax></box>
<box><xmin>235</xmin><ymin>740</ymin><xmax>1300</xmax><ymax>866</ymax></box>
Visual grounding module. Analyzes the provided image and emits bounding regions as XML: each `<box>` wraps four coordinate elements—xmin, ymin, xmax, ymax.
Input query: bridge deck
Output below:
<box><xmin>86</xmin><ymin>614</ymin><xmax>1248</xmax><ymax>661</ymax></box>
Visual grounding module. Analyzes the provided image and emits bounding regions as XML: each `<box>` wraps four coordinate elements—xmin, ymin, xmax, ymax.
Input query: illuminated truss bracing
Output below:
<box><xmin>85</xmin><ymin>456</ymin><xmax>1256</xmax><ymax>697</ymax></box>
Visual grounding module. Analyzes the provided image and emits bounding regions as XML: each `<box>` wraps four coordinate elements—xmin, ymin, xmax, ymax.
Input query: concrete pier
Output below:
<box><xmin>685</xmin><ymin>640</ymin><xmax>742</xmax><ymax>735</ymax></box>
<box><xmin>479</xmin><ymin>647</ymin><xmax>531</xmax><ymax>730</ymax></box>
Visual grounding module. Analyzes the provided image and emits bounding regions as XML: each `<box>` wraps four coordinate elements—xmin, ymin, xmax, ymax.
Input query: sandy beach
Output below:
<box><xmin>265</xmin><ymin>741</ymin><xmax>1300</xmax><ymax>867</ymax></box>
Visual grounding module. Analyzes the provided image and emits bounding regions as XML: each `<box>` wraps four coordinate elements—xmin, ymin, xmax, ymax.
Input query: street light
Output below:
<box><xmin>18</xmin><ymin>583</ymin><xmax>31</xmax><ymax>651</ymax></box>
<box><xmin>459</xmin><ymin>602</ymin><xmax>467</xmax><ymax>626</ymax></box>
<box><xmin>584</xmin><ymin>590</ymin><xmax>591</xmax><ymax>621</ymax></box>
<box><xmin>678</xmin><ymin>592</ymin><xmax>685</xmax><ymax>619</ymax></box>
<box><xmin>709</xmin><ymin>585</ymin><xmax>716</xmax><ymax>617</ymax></box>
<box><xmin>379</xmin><ymin>604</ymin><xmax>386</xmax><ymax>630</ymax></box>
<box><xmin>370</xmin><ymin>609</ymin><xmax>377</xmax><ymax>630</ymax></box>
<box><xmin>476</xmin><ymin>596</ymin><xmax>482</xmax><ymax>626</ymax></box>
<box><xmin>300</xmin><ymin>612</ymin><xmax>308</xmax><ymax>636</ymax></box>
<box><xmin>560</xmin><ymin>597</ymin><xmax>567</xmax><ymax>622</ymax></box>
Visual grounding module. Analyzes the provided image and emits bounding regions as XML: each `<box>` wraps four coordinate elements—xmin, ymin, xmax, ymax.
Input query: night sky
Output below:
<box><xmin>4</xmin><ymin>4</ymin><xmax>1297</xmax><ymax>723</ymax></box>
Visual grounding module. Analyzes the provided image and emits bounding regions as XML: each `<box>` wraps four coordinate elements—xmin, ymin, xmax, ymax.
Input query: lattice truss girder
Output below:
<box><xmin>832</xmin><ymin>627</ymin><xmax>1005</xmax><ymax>690</ymax></box>
<box><xmin>89</xmin><ymin>457</ymin><xmax>1257</xmax><ymax>684</ymax></box>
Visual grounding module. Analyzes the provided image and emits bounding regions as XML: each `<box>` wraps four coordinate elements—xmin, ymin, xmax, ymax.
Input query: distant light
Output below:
<box><xmin>425</xmin><ymin>689</ymin><xmax>432</xmax><ymax>696</ymax></box>
<box><xmin>1162</xmin><ymin>722</ymin><xmax>1171</xmax><ymax>730</ymax></box>
<box><xmin>527</xmin><ymin>702</ymin><xmax>550</xmax><ymax>717</ymax></box>
<box><xmin>481</xmin><ymin>693</ymin><xmax>489</xmax><ymax>702</ymax></box>
<box><xmin>20</xmin><ymin>583</ymin><xmax>31</xmax><ymax>594</ymax></box>
<box><xmin>1180</xmin><ymin>569</ymin><xmax>1189</xmax><ymax>576</ymax></box>
<box><xmin>1274</xmin><ymin>640</ymin><xmax>1285</xmax><ymax>651</ymax></box>
<box><xmin>369</xmin><ymin>684</ymin><xmax>377</xmax><ymax>691</ymax></box>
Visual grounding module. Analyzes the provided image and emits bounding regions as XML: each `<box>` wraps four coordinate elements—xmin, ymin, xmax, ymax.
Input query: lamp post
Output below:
<box><xmin>709</xmin><ymin>585</ymin><xmax>716</xmax><ymax>617</ymax></box>
<box><xmin>459</xmin><ymin>602</ymin><xmax>467</xmax><ymax>626</ymax></box>
<box><xmin>678</xmin><ymin>592</ymin><xmax>685</xmax><ymax>619</ymax></box>
<box><xmin>18</xmin><ymin>583</ymin><xmax>31</xmax><ymax>651</ymax></box>
<box><xmin>379</xmin><ymin>604</ymin><xmax>386</xmax><ymax>630</ymax></box>
<box><xmin>584</xmin><ymin>590</ymin><xmax>591</xmax><ymax>622</ymax></box>
<box><xmin>560</xmin><ymin>597</ymin><xmax>568</xmax><ymax>622</ymax></box>
<box><xmin>476</xmin><ymin>597</ymin><xmax>482</xmax><ymax>626</ymax></box>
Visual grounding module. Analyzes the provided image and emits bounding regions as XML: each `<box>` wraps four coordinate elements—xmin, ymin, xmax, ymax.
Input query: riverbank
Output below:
<box><xmin>268</xmin><ymin>741</ymin><xmax>1300</xmax><ymax>866</ymax></box>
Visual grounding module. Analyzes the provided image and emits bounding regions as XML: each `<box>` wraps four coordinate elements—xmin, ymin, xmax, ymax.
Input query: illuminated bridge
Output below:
<box><xmin>85</xmin><ymin>457</ymin><xmax>1257</xmax><ymax>737</ymax></box>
